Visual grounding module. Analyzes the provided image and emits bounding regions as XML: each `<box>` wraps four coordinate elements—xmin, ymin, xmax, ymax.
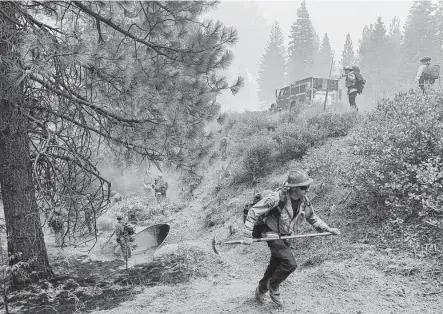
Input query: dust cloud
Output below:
<box><xmin>97</xmin><ymin>162</ymin><xmax>182</xmax><ymax>201</ymax></box>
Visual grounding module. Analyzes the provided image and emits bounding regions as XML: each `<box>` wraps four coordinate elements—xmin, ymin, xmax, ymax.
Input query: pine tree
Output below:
<box><xmin>340</xmin><ymin>34</ymin><xmax>355</xmax><ymax>69</ymax></box>
<box><xmin>358</xmin><ymin>17</ymin><xmax>391</xmax><ymax>98</ymax></box>
<box><xmin>287</xmin><ymin>0</ymin><xmax>316</xmax><ymax>82</ymax></box>
<box><xmin>318</xmin><ymin>33</ymin><xmax>334</xmax><ymax>77</ymax></box>
<box><xmin>0</xmin><ymin>2</ymin><xmax>52</xmax><ymax>276</ymax></box>
<box><xmin>257</xmin><ymin>21</ymin><xmax>286</xmax><ymax>107</ymax></box>
<box><xmin>387</xmin><ymin>17</ymin><xmax>403</xmax><ymax>88</ymax></box>
<box><xmin>401</xmin><ymin>0</ymin><xmax>440</xmax><ymax>81</ymax></box>
<box><xmin>0</xmin><ymin>1</ymin><xmax>242</xmax><ymax>277</ymax></box>
<box><xmin>437</xmin><ymin>1</ymin><xmax>443</xmax><ymax>63</ymax></box>
<box><xmin>356</xmin><ymin>24</ymin><xmax>373</xmax><ymax>67</ymax></box>
<box><xmin>311</xmin><ymin>29</ymin><xmax>321</xmax><ymax>77</ymax></box>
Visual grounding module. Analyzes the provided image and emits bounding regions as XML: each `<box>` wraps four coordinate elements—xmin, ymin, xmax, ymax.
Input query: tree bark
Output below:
<box><xmin>0</xmin><ymin>2</ymin><xmax>52</xmax><ymax>278</ymax></box>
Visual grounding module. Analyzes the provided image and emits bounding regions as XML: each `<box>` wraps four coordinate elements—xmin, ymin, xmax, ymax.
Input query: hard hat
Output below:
<box><xmin>351</xmin><ymin>65</ymin><xmax>360</xmax><ymax>72</ymax></box>
<box><xmin>343</xmin><ymin>66</ymin><xmax>353</xmax><ymax>71</ymax></box>
<box><xmin>284</xmin><ymin>169</ymin><xmax>313</xmax><ymax>187</ymax></box>
<box><xmin>420</xmin><ymin>57</ymin><xmax>431</xmax><ymax>62</ymax></box>
<box><xmin>158</xmin><ymin>173</ymin><xmax>163</xmax><ymax>177</ymax></box>
<box><xmin>116</xmin><ymin>213</ymin><xmax>123</xmax><ymax>219</ymax></box>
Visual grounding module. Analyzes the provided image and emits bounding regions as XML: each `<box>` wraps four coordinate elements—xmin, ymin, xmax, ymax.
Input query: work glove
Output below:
<box><xmin>242</xmin><ymin>237</ymin><xmax>253</xmax><ymax>245</ymax></box>
<box><xmin>327</xmin><ymin>227</ymin><xmax>341</xmax><ymax>235</ymax></box>
<box><xmin>116</xmin><ymin>238</ymin><xmax>121</xmax><ymax>243</ymax></box>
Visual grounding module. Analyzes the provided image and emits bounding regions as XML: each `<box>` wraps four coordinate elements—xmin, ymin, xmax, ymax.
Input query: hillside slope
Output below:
<box><xmin>86</xmin><ymin>135</ymin><xmax>443</xmax><ymax>314</ymax></box>
<box><xmin>3</xmin><ymin>123</ymin><xmax>443</xmax><ymax>314</ymax></box>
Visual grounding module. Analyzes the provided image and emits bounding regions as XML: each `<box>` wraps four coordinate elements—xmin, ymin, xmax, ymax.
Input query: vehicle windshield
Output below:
<box><xmin>278</xmin><ymin>88</ymin><xmax>290</xmax><ymax>97</ymax></box>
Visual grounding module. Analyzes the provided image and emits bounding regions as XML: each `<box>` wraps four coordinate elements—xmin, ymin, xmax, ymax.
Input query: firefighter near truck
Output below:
<box><xmin>270</xmin><ymin>77</ymin><xmax>344</xmax><ymax>113</ymax></box>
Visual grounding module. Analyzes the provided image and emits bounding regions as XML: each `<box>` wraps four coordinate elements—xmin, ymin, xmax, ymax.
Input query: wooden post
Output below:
<box><xmin>324</xmin><ymin>52</ymin><xmax>335</xmax><ymax>111</ymax></box>
<box><xmin>310</xmin><ymin>78</ymin><xmax>314</xmax><ymax>106</ymax></box>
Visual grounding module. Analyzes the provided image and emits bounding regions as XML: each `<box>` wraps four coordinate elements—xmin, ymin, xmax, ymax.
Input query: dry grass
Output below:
<box><xmin>115</xmin><ymin>242</ymin><xmax>222</xmax><ymax>286</ymax></box>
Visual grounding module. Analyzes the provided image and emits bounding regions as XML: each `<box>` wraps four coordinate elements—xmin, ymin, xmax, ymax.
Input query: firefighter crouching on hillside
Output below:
<box><xmin>220</xmin><ymin>137</ymin><xmax>228</xmax><ymax>160</ymax></box>
<box><xmin>243</xmin><ymin>169</ymin><xmax>340</xmax><ymax>308</ymax></box>
<box><xmin>115</xmin><ymin>213</ymin><xmax>132</xmax><ymax>260</ymax></box>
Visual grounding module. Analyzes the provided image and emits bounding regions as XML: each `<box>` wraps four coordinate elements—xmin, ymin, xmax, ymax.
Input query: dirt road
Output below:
<box><xmin>88</xmin><ymin>240</ymin><xmax>443</xmax><ymax>314</ymax></box>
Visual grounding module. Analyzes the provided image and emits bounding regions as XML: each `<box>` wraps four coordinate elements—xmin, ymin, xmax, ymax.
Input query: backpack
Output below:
<box><xmin>124</xmin><ymin>223</ymin><xmax>135</xmax><ymax>235</ymax></box>
<box><xmin>422</xmin><ymin>65</ymin><xmax>440</xmax><ymax>81</ymax></box>
<box><xmin>354</xmin><ymin>72</ymin><xmax>366</xmax><ymax>94</ymax></box>
<box><xmin>50</xmin><ymin>217</ymin><xmax>63</xmax><ymax>232</ymax></box>
<box><xmin>243</xmin><ymin>191</ymin><xmax>283</xmax><ymax>239</ymax></box>
<box><xmin>161</xmin><ymin>181</ymin><xmax>168</xmax><ymax>193</ymax></box>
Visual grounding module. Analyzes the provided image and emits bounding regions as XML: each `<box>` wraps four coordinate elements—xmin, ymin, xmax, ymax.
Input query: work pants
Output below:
<box><xmin>54</xmin><ymin>227</ymin><xmax>64</xmax><ymax>247</ymax></box>
<box><xmin>119</xmin><ymin>237</ymin><xmax>132</xmax><ymax>260</ymax></box>
<box><xmin>348</xmin><ymin>91</ymin><xmax>358</xmax><ymax>110</ymax></box>
<box><xmin>258</xmin><ymin>239</ymin><xmax>297</xmax><ymax>292</ymax></box>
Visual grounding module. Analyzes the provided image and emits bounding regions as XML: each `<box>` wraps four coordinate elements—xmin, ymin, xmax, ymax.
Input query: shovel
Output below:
<box><xmin>212</xmin><ymin>232</ymin><xmax>332</xmax><ymax>255</ymax></box>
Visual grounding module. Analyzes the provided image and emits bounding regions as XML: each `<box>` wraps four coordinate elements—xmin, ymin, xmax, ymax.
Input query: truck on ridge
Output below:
<box><xmin>271</xmin><ymin>76</ymin><xmax>344</xmax><ymax>113</ymax></box>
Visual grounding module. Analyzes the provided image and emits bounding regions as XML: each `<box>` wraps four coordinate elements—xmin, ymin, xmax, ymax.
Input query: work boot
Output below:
<box><xmin>255</xmin><ymin>287</ymin><xmax>266</xmax><ymax>304</ymax></box>
<box><xmin>267</xmin><ymin>281</ymin><xmax>283</xmax><ymax>307</ymax></box>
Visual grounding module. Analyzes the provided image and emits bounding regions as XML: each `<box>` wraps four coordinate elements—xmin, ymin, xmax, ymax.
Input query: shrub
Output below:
<box><xmin>270</xmin><ymin>112</ymin><xmax>359</xmax><ymax>164</ymax></box>
<box><xmin>179</xmin><ymin>170</ymin><xmax>203</xmax><ymax>195</ymax></box>
<box><xmin>276</xmin><ymin>122</ymin><xmax>326</xmax><ymax>162</ymax></box>
<box><xmin>224</xmin><ymin>111</ymin><xmax>279</xmax><ymax>138</ymax></box>
<box><xmin>346</xmin><ymin>90</ymin><xmax>443</xmax><ymax>218</ymax></box>
<box><xmin>223</xmin><ymin>110</ymin><xmax>359</xmax><ymax>186</ymax></box>
<box><xmin>231</xmin><ymin>136</ymin><xmax>275</xmax><ymax>184</ymax></box>
<box><xmin>307</xmin><ymin>112</ymin><xmax>359</xmax><ymax>138</ymax></box>
<box><xmin>297</xmin><ymin>137</ymin><xmax>356</xmax><ymax>203</ymax></box>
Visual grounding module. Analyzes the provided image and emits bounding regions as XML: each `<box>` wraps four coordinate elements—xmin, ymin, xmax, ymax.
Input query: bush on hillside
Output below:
<box><xmin>347</xmin><ymin>90</ymin><xmax>443</xmax><ymax>218</ymax></box>
<box><xmin>274</xmin><ymin>112</ymin><xmax>358</xmax><ymax>163</ymax></box>
<box><xmin>179</xmin><ymin>170</ymin><xmax>203</xmax><ymax>196</ymax></box>
<box><xmin>230</xmin><ymin>135</ymin><xmax>276</xmax><ymax>184</ymax></box>
<box><xmin>224</xmin><ymin>111</ymin><xmax>279</xmax><ymax>138</ymax></box>
<box><xmin>307</xmin><ymin>112</ymin><xmax>359</xmax><ymax>138</ymax></box>
<box><xmin>294</xmin><ymin>137</ymin><xmax>356</xmax><ymax>204</ymax></box>
<box><xmin>219</xmin><ymin>111</ymin><xmax>359</xmax><ymax>185</ymax></box>
<box><xmin>276</xmin><ymin>122</ymin><xmax>326</xmax><ymax>162</ymax></box>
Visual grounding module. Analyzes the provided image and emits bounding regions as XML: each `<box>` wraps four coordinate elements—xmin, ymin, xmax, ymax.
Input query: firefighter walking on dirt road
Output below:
<box><xmin>115</xmin><ymin>213</ymin><xmax>134</xmax><ymax>261</ymax></box>
<box><xmin>49</xmin><ymin>207</ymin><xmax>65</xmax><ymax>247</ymax></box>
<box><xmin>243</xmin><ymin>168</ymin><xmax>340</xmax><ymax>308</ymax></box>
<box><xmin>152</xmin><ymin>173</ymin><xmax>168</xmax><ymax>203</ymax></box>
<box><xmin>342</xmin><ymin>66</ymin><xmax>365</xmax><ymax>111</ymax></box>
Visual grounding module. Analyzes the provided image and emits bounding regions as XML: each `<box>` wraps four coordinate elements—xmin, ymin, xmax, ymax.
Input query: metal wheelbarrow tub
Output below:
<box><xmin>132</xmin><ymin>223</ymin><xmax>170</xmax><ymax>256</ymax></box>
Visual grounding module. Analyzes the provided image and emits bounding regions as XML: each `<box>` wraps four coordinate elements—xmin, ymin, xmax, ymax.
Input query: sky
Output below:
<box><xmin>204</xmin><ymin>0</ymin><xmax>438</xmax><ymax>112</ymax></box>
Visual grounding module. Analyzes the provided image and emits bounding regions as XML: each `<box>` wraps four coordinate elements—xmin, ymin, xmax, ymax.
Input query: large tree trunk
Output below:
<box><xmin>0</xmin><ymin>2</ymin><xmax>52</xmax><ymax>278</ymax></box>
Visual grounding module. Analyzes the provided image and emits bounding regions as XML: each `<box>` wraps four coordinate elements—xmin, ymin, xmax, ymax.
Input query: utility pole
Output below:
<box><xmin>324</xmin><ymin>51</ymin><xmax>335</xmax><ymax>112</ymax></box>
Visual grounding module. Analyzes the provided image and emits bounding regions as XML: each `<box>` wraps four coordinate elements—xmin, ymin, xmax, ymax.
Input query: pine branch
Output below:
<box><xmin>73</xmin><ymin>1</ymin><xmax>183</xmax><ymax>60</ymax></box>
<box><xmin>15</xmin><ymin>3</ymin><xmax>64</xmax><ymax>34</ymax></box>
<box><xmin>28</xmin><ymin>73</ymin><xmax>161</xmax><ymax>126</ymax></box>
<box><xmin>73</xmin><ymin>1</ymin><xmax>235</xmax><ymax>59</ymax></box>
